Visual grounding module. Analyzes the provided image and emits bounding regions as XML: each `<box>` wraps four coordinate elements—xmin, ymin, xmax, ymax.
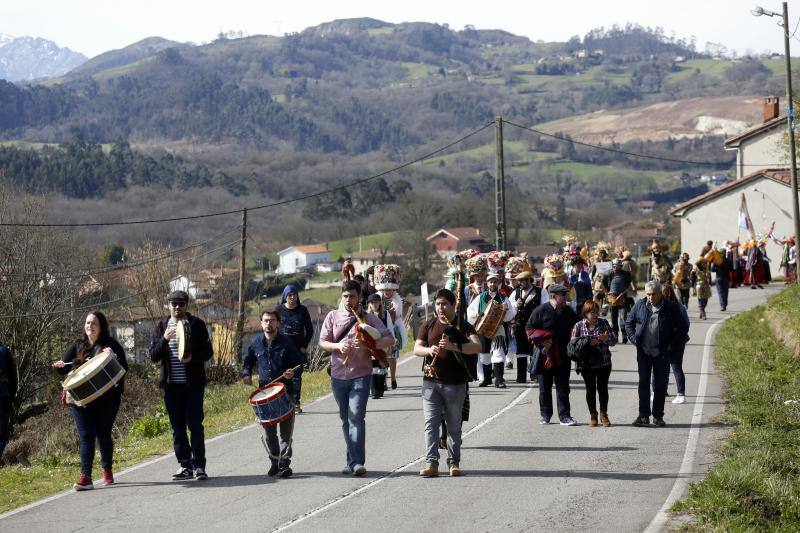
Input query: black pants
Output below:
<box><xmin>71</xmin><ymin>391</ymin><xmax>121</xmax><ymax>476</ymax></box>
<box><xmin>516</xmin><ymin>355</ymin><xmax>529</xmax><ymax>383</ymax></box>
<box><xmin>492</xmin><ymin>362</ymin><xmax>505</xmax><ymax>386</ymax></box>
<box><xmin>263</xmin><ymin>416</ymin><xmax>294</xmax><ymax>468</ymax></box>
<box><xmin>610</xmin><ymin>305</ymin><xmax>628</xmax><ymax>341</ymax></box>
<box><xmin>637</xmin><ymin>353</ymin><xmax>670</xmax><ymax>418</ymax></box>
<box><xmin>164</xmin><ymin>383</ymin><xmax>206</xmax><ymax>469</ymax></box>
<box><xmin>716</xmin><ymin>279</ymin><xmax>729</xmax><ymax>309</ymax></box>
<box><xmin>537</xmin><ymin>364</ymin><xmax>571</xmax><ymax>420</ymax></box>
<box><xmin>0</xmin><ymin>398</ymin><xmax>12</xmax><ymax>463</ymax></box>
<box><xmin>581</xmin><ymin>366</ymin><xmax>612</xmax><ymax>414</ymax></box>
<box><xmin>291</xmin><ymin>375</ymin><xmax>302</xmax><ymax>404</ymax></box>
<box><xmin>678</xmin><ymin>288</ymin><xmax>690</xmax><ymax>308</ymax></box>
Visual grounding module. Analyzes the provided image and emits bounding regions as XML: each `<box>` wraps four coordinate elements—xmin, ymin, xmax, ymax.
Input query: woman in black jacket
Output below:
<box><xmin>52</xmin><ymin>311</ymin><xmax>127</xmax><ymax>491</ymax></box>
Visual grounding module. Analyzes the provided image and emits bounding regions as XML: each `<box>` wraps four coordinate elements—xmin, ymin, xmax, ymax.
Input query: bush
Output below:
<box><xmin>129</xmin><ymin>407</ymin><xmax>171</xmax><ymax>439</ymax></box>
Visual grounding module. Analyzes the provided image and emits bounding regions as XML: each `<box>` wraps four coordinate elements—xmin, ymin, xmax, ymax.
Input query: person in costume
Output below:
<box><xmin>467</xmin><ymin>270</ymin><xmax>516</xmax><ymax>388</ymax></box>
<box><xmin>672</xmin><ymin>253</ymin><xmax>694</xmax><ymax>308</ymax></box>
<box><xmin>465</xmin><ymin>255</ymin><xmax>488</xmax><ymax>305</ymax></box>
<box><xmin>509</xmin><ymin>271</ymin><xmax>541</xmax><ymax>383</ymax></box>
<box><xmin>779</xmin><ymin>236</ymin><xmax>797</xmax><ymax>284</ymax></box>
<box><xmin>366</xmin><ymin>294</ymin><xmax>393</xmax><ymax>399</ymax></box>
<box><xmin>692</xmin><ymin>248</ymin><xmax>713</xmax><ymax>320</ymax></box>
<box><xmin>602</xmin><ymin>259</ymin><xmax>632</xmax><ymax>343</ymax></box>
<box><xmin>374</xmin><ymin>264</ymin><xmax>406</xmax><ymax>390</ymax></box>
<box><xmin>743</xmin><ymin>239</ymin><xmax>766</xmax><ymax>289</ymax></box>
<box><xmin>589</xmin><ymin>243</ymin><xmax>612</xmax><ymax>310</ymax></box>
<box><xmin>541</xmin><ymin>254</ymin><xmax>574</xmax><ymax>305</ymax></box>
<box><xmin>567</xmin><ymin>256</ymin><xmax>592</xmax><ymax>313</ymax></box>
<box><xmin>647</xmin><ymin>241</ymin><xmax>675</xmax><ymax>302</ymax></box>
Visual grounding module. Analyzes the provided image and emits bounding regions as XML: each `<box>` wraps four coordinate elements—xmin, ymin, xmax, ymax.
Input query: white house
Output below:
<box><xmin>670</xmin><ymin>168</ymin><xmax>798</xmax><ymax>262</ymax></box>
<box><xmin>277</xmin><ymin>244</ymin><xmax>331</xmax><ymax>274</ymax></box>
<box><xmin>724</xmin><ymin>96</ymin><xmax>788</xmax><ymax>179</ymax></box>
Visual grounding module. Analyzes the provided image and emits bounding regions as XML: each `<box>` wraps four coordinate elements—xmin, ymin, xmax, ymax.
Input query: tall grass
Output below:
<box><xmin>673</xmin><ymin>295</ymin><xmax>800</xmax><ymax>530</ymax></box>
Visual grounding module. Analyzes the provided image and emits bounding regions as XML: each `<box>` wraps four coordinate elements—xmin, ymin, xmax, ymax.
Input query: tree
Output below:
<box><xmin>99</xmin><ymin>243</ymin><xmax>125</xmax><ymax>265</ymax></box>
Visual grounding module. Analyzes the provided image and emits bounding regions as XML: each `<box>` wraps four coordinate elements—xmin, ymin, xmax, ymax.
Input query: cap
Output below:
<box><xmin>514</xmin><ymin>271</ymin><xmax>533</xmax><ymax>281</ymax></box>
<box><xmin>547</xmin><ymin>283</ymin><xmax>569</xmax><ymax>294</ymax></box>
<box><xmin>486</xmin><ymin>271</ymin><xmax>501</xmax><ymax>281</ymax></box>
<box><xmin>167</xmin><ymin>290</ymin><xmax>190</xmax><ymax>302</ymax></box>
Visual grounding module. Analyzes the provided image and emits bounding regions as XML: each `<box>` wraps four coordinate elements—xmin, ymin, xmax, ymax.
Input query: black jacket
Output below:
<box><xmin>0</xmin><ymin>344</ymin><xmax>17</xmax><ymax>401</ymax></box>
<box><xmin>624</xmin><ymin>298</ymin><xmax>688</xmax><ymax>358</ymax></box>
<box><xmin>149</xmin><ymin>313</ymin><xmax>213</xmax><ymax>388</ymax></box>
<box><xmin>526</xmin><ymin>302</ymin><xmax>580</xmax><ymax>367</ymax></box>
<box><xmin>510</xmin><ymin>286</ymin><xmax>541</xmax><ymax>355</ymax></box>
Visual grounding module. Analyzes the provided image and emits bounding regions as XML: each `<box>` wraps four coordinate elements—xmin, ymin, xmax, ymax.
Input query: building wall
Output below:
<box><xmin>279</xmin><ymin>250</ymin><xmax>331</xmax><ymax>274</ymax></box>
<box><xmin>737</xmin><ymin>129</ymin><xmax>786</xmax><ymax>178</ymax></box>
<box><xmin>430</xmin><ymin>234</ymin><xmax>458</xmax><ymax>254</ymax></box>
<box><xmin>679</xmin><ymin>177</ymin><xmax>798</xmax><ymax>265</ymax></box>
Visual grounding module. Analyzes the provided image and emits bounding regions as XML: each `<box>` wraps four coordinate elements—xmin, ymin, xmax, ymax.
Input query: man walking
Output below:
<box><xmin>414</xmin><ymin>289</ymin><xmax>481</xmax><ymax>477</ymax></box>
<box><xmin>149</xmin><ymin>290</ymin><xmax>213</xmax><ymax>480</ymax></box>
<box><xmin>625</xmin><ymin>280</ymin><xmax>689</xmax><ymax>427</ymax></box>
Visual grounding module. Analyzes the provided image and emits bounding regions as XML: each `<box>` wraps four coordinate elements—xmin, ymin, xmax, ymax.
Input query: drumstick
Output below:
<box><xmin>256</xmin><ymin>365</ymin><xmax>303</xmax><ymax>390</ymax></box>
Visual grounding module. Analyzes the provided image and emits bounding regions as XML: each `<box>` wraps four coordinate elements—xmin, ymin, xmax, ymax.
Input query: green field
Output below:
<box><xmin>545</xmin><ymin>161</ymin><xmax>671</xmax><ymax>182</ymax></box>
<box><xmin>326</xmin><ymin>231</ymin><xmax>403</xmax><ymax>259</ymax></box>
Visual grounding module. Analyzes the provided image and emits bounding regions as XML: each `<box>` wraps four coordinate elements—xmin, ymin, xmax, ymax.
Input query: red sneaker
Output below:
<box><xmin>102</xmin><ymin>469</ymin><xmax>114</xmax><ymax>486</ymax></box>
<box><xmin>73</xmin><ymin>474</ymin><xmax>94</xmax><ymax>491</ymax></box>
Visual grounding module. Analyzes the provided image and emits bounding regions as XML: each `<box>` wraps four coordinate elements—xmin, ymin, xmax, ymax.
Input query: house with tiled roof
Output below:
<box><xmin>670</xmin><ymin>168</ymin><xmax>796</xmax><ymax>260</ymax></box>
<box><xmin>724</xmin><ymin>96</ymin><xmax>788</xmax><ymax>179</ymax></box>
<box><xmin>277</xmin><ymin>244</ymin><xmax>331</xmax><ymax>274</ymax></box>
<box><xmin>426</xmin><ymin>227</ymin><xmax>493</xmax><ymax>256</ymax></box>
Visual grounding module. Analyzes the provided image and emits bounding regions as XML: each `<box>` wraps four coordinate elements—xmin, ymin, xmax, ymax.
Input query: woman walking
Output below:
<box><xmin>571</xmin><ymin>301</ymin><xmax>616</xmax><ymax>427</ymax></box>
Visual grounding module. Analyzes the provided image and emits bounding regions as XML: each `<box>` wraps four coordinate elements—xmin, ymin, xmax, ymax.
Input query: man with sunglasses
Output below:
<box><xmin>149</xmin><ymin>290</ymin><xmax>213</xmax><ymax>481</ymax></box>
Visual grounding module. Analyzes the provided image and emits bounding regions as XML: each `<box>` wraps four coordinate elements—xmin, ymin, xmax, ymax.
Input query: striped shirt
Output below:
<box><xmin>167</xmin><ymin>317</ymin><xmax>187</xmax><ymax>384</ymax></box>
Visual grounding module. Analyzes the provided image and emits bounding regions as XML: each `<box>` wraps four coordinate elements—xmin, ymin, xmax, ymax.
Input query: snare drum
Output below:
<box><xmin>475</xmin><ymin>299</ymin><xmax>504</xmax><ymax>338</ymax></box>
<box><xmin>62</xmin><ymin>350</ymin><xmax>126</xmax><ymax>407</ymax></box>
<box><xmin>248</xmin><ymin>383</ymin><xmax>294</xmax><ymax>427</ymax></box>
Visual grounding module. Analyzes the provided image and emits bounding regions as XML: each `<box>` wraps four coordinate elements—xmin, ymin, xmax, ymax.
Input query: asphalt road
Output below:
<box><xmin>0</xmin><ymin>285</ymin><xmax>778</xmax><ymax>533</ymax></box>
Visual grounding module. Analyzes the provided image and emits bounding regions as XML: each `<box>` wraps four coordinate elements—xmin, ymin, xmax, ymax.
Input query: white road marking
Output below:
<box><xmin>643</xmin><ymin>317</ymin><xmax>726</xmax><ymax>533</ymax></box>
<box><xmin>270</xmin><ymin>386</ymin><xmax>533</xmax><ymax>532</ymax></box>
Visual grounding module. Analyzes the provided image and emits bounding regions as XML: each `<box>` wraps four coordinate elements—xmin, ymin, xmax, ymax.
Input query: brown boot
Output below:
<box><xmin>589</xmin><ymin>413</ymin><xmax>598</xmax><ymax>427</ymax></box>
<box><xmin>600</xmin><ymin>412</ymin><xmax>611</xmax><ymax>427</ymax></box>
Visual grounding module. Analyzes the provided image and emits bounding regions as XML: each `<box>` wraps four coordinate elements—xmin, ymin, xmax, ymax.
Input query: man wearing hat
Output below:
<box><xmin>467</xmin><ymin>270</ymin><xmax>516</xmax><ymax>388</ymax></box>
<box><xmin>526</xmin><ymin>283</ymin><xmax>580</xmax><ymax>425</ymax></box>
<box><xmin>149</xmin><ymin>290</ymin><xmax>213</xmax><ymax>481</ymax></box>
<box><xmin>510</xmin><ymin>271</ymin><xmax>541</xmax><ymax>383</ymax></box>
<box><xmin>602</xmin><ymin>259</ymin><xmax>633</xmax><ymax>343</ymax></box>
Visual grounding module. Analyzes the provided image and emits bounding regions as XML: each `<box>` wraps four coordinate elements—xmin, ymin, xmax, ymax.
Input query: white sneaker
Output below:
<box><xmin>650</xmin><ymin>392</ymin><xmax>654</xmax><ymax>402</ymax></box>
<box><xmin>672</xmin><ymin>394</ymin><xmax>686</xmax><ymax>404</ymax></box>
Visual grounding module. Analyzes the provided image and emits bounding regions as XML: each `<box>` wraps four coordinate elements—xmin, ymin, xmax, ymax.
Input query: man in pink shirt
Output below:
<box><xmin>319</xmin><ymin>280</ymin><xmax>394</xmax><ymax>476</ymax></box>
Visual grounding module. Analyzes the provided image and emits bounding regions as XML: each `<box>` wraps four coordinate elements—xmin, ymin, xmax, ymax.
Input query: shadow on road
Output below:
<box><xmin>464</xmin><ymin>445</ymin><xmax>638</xmax><ymax>452</ymax></box>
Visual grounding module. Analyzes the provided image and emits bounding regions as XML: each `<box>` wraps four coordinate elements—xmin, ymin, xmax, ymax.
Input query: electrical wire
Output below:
<box><xmin>0</xmin><ymin>122</ymin><xmax>494</xmax><ymax>228</ymax></box>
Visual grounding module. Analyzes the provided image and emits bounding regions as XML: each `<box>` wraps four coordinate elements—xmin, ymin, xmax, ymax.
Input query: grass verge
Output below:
<box><xmin>0</xmin><ymin>370</ymin><xmax>331</xmax><ymax>514</ymax></box>
<box><xmin>672</xmin><ymin>290</ymin><xmax>800</xmax><ymax>530</ymax></box>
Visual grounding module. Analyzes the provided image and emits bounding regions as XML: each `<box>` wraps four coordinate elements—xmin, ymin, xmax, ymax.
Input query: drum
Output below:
<box><xmin>605</xmin><ymin>293</ymin><xmax>625</xmax><ymax>307</ymax></box>
<box><xmin>249</xmin><ymin>383</ymin><xmax>294</xmax><ymax>427</ymax></box>
<box><xmin>475</xmin><ymin>299</ymin><xmax>504</xmax><ymax>338</ymax></box>
<box><xmin>176</xmin><ymin>320</ymin><xmax>191</xmax><ymax>363</ymax></box>
<box><xmin>62</xmin><ymin>350</ymin><xmax>126</xmax><ymax>407</ymax></box>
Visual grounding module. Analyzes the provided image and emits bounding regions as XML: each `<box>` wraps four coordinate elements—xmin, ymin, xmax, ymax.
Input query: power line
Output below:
<box><xmin>0</xmin><ymin>122</ymin><xmax>494</xmax><ymax>229</ymax></box>
<box><xmin>1</xmin><ymin>225</ymin><xmax>242</xmax><ymax>282</ymax></box>
<box><xmin>502</xmin><ymin>119</ymin><xmax>739</xmax><ymax>168</ymax></box>
<box><xmin>0</xmin><ymin>239</ymin><xmax>240</xmax><ymax>319</ymax></box>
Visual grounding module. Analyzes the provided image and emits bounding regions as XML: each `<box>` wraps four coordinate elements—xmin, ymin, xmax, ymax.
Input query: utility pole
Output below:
<box><xmin>782</xmin><ymin>1</ymin><xmax>800</xmax><ymax>285</ymax></box>
<box><xmin>234</xmin><ymin>208</ymin><xmax>247</xmax><ymax>362</ymax></box>
<box><xmin>495</xmin><ymin>116</ymin><xmax>507</xmax><ymax>250</ymax></box>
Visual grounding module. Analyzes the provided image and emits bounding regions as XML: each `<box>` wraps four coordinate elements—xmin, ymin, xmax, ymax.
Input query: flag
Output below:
<box><xmin>738</xmin><ymin>193</ymin><xmax>756</xmax><ymax>241</ymax></box>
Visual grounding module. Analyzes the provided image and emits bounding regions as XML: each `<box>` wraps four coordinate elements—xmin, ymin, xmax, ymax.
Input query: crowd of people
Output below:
<box><xmin>3</xmin><ymin>233</ymin><xmax>786</xmax><ymax>490</ymax></box>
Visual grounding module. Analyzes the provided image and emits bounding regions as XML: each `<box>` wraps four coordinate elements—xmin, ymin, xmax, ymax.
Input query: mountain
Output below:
<box><xmin>66</xmin><ymin>36</ymin><xmax>187</xmax><ymax>78</ymax></box>
<box><xmin>0</xmin><ymin>35</ymin><xmax>87</xmax><ymax>82</ymax></box>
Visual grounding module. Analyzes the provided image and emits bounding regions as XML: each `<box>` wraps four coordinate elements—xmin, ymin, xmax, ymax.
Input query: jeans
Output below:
<box><xmin>71</xmin><ymin>392</ymin><xmax>121</xmax><ymax>476</ymax></box>
<box><xmin>263</xmin><ymin>416</ymin><xmax>294</xmax><ymax>468</ymax></box>
<box><xmin>537</xmin><ymin>364</ymin><xmax>572</xmax><ymax>420</ymax></box>
<box><xmin>670</xmin><ymin>345</ymin><xmax>686</xmax><ymax>395</ymax></box>
<box><xmin>716</xmin><ymin>279</ymin><xmax>729</xmax><ymax>309</ymax></box>
<box><xmin>0</xmin><ymin>398</ymin><xmax>12</xmax><ymax>462</ymax></box>
<box><xmin>422</xmin><ymin>380</ymin><xmax>466</xmax><ymax>467</ymax></box>
<box><xmin>164</xmin><ymin>383</ymin><xmax>206</xmax><ymax>469</ymax></box>
<box><xmin>331</xmin><ymin>375</ymin><xmax>370</xmax><ymax>469</ymax></box>
<box><xmin>637</xmin><ymin>353</ymin><xmax>670</xmax><ymax>418</ymax></box>
<box><xmin>581</xmin><ymin>366</ymin><xmax>612</xmax><ymax>414</ymax></box>
<box><xmin>610</xmin><ymin>305</ymin><xmax>629</xmax><ymax>340</ymax></box>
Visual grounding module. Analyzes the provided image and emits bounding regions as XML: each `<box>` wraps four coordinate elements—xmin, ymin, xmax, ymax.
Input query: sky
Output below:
<box><xmin>0</xmin><ymin>0</ymin><xmax>795</xmax><ymax>58</ymax></box>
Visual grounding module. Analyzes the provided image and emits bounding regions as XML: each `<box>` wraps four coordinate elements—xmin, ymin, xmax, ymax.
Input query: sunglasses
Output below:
<box><xmin>170</xmin><ymin>301</ymin><xmax>187</xmax><ymax>308</ymax></box>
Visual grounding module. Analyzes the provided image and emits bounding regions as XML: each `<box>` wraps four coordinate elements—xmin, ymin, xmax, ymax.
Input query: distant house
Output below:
<box><xmin>426</xmin><ymin>227</ymin><xmax>494</xmax><ymax>256</ymax></box>
<box><xmin>670</xmin><ymin>168</ymin><xmax>795</xmax><ymax>261</ymax></box>
<box><xmin>277</xmin><ymin>244</ymin><xmax>331</xmax><ymax>274</ymax></box>
<box><xmin>637</xmin><ymin>200</ymin><xmax>656</xmax><ymax>213</ymax></box>
<box><xmin>351</xmin><ymin>250</ymin><xmax>383</xmax><ymax>272</ymax></box>
<box><xmin>724</xmin><ymin>96</ymin><xmax>787</xmax><ymax>179</ymax></box>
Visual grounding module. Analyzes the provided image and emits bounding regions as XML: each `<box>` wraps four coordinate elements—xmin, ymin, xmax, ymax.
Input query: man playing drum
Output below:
<box><xmin>467</xmin><ymin>270</ymin><xmax>516</xmax><ymax>388</ymax></box>
<box><xmin>242</xmin><ymin>308</ymin><xmax>305</xmax><ymax>478</ymax></box>
<box><xmin>149</xmin><ymin>290</ymin><xmax>213</xmax><ymax>481</ymax></box>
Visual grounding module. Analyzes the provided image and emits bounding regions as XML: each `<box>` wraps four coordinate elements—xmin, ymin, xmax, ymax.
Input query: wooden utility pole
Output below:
<box><xmin>495</xmin><ymin>116</ymin><xmax>507</xmax><ymax>250</ymax></box>
<box><xmin>234</xmin><ymin>208</ymin><xmax>247</xmax><ymax>363</ymax></box>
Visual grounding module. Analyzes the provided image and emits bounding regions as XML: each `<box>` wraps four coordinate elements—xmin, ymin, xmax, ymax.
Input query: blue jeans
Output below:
<box><xmin>716</xmin><ymin>278</ymin><xmax>729</xmax><ymax>309</ymax></box>
<box><xmin>331</xmin><ymin>375</ymin><xmax>370</xmax><ymax>469</ymax></box>
<box><xmin>164</xmin><ymin>383</ymin><xmax>206</xmax><ymax>469</ymax></box>
<box><xmin>670</xmin><ymin>345</ymin><xmax>686</xmax><ymax>395</ymax></box>
<box><xmin>71</xmin><ymin>391</ymin><xmax>121</xmax><ymax>476</ymax></box>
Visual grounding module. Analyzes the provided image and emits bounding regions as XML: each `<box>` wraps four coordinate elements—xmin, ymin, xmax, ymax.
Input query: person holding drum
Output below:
<box><xmin>467</xmin><ymin>270</ymin><xmax>516</xmax><ymax>388</ymax></box>
<box><xmin>52</xmin><ymin>311</ymin><xmax>127</xmax><ymax>490</ymax></box>
<box><xmin>319</xmin><ymin>280</ymin><xmax>393</xmax><ymax>477</ymax></box>
<box><xmin>149</xmin><ymin>290</ymin><xmax>213</xmax><ymax>481</ymax></box>
<box><xmin>242</xmin><ymin>308</ymin><xmax>305</xmax><ymax>478</ymax></box>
